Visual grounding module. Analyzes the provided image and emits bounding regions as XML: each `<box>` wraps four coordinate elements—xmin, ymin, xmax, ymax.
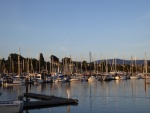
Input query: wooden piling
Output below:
<box><xmin>25</xmin><ymin>77</ymin><xmax>28</xmax><ymax>93</ymax></box>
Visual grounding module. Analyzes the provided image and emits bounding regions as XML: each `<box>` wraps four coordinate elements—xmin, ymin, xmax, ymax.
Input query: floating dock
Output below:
<box><xmin>23</xmin><ymin>93</ymin><xmax>78</xmax><ymax>110</ymax></box>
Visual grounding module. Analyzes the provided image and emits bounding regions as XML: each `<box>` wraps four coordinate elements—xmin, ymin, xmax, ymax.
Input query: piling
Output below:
<box><xmin>25</xmin><ymin>77</ymin><xmax>28</xmax><ymax>93</ymax></box>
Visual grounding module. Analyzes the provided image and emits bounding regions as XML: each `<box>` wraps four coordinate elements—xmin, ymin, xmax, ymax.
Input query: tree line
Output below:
<box><xmin>0</xmin><ymin>53</ymin><xmax>150</xmax><ymax>74</ymax></box>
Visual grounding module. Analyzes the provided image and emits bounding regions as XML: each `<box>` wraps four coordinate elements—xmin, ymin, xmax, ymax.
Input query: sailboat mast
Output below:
<box><xmin>89</xmin><ymin>51</ymin><xmax>92</xmax><ymax>75</ymax></box>
<box><xmin>70</xmin><ymin>55</ymin><xmax>72</xmax><ymax>74</ymax></box>
<box><xmin>46</xmin><ymin>62</ymin><xmax>47</xmax><ymax>74</ymax></box>
<box><xmin>112</xmin><ymin>58</ymin><xmax>114</xmax><ymax>71</ymax></box>
<box><xmin>31</xmin><ymin>58</ymin><xmax>33</xmax><ymax>73</ymax></box>
<box><xmin>49</xmin><ymin>57</ymin><xmax>51</xmax><ymax>74</ymax></box>
<box><xmin>115</xmin><ymin>55</ymin><xmax>117</xmax><ymax>72</ymax></box>
<box><xmin>81</xmin><ymin>56</ymin><xmax>82</xmax><ymax>74</ymax></box>
<box><xmin>76</xmin><ymin>58</ymin><xmax>78</xmax><ymax>74</ymax></box>
<box><xmin>122</xmin><ymin>56</ymin><xmax>124</xmax><ymax>72</ymax></box>
<box><xmin>9</xmin><ymin>54</ymin><xmax>11</xmax><ymax>73</ymax></box>
<box><xmin>144</xmin><ymin>53</ymin><xmax>147</xmax><ymax>74</ymax></box>
<box><xmin>39</xmin><ymin>54</ymin><xmax>40</xmax><ymax>73</ymax></box>
<box><xmin>101</xmin><ymin>54</ymin><xmax>103</xmax><ymax>73</ymax></box>
<box><xmin>23</xmin><ymin>59</ymin><xmax>24</xmax><ymax>72</ymax></box>
<box><xmin>134</xmin><ymin>57</ymin><xmax>137</xmax><ymax>73</ymax></box>
<box><xmin>12</xmin><ymin>60</ymin><xmax>14</xmax><ymax>73</ymax></box>
<box><xmin>28</xmin><ymin>58</ymin><xmax>29</xmax><ymax>74</ymax></box>
<box><xmin>131</xmin><ymin>56</ymin><xmax>133</xmax><ymax>74</ymax></box>
<box><xmin>18</xmin><ymin>50</ymin><xmax>20</xmax><ymax>76</ymax></box>
<box><xmin>105</xmin><ymin>54</ymin><xmax>108</xmax><ymax>73</ymax></box>
<box><xmin>52</xmin><ymin>56</ymin><xmax>53</xmax><ymax>74</ymax></box>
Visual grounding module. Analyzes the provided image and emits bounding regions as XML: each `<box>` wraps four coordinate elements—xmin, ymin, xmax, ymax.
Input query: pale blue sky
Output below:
<box><xmin>0</xmin><ymin>0</ymin><xmax>150</xmax><ymax>61</ymax></box>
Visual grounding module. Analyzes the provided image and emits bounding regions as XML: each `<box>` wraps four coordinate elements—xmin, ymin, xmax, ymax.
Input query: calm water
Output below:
<box><xmin>0</xmin><ymin>79</ymin><xmax>150</xmax><ymax>113</ymax></box>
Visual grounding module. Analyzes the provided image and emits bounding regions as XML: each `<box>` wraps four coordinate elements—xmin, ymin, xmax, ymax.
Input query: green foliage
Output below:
<box><xmin>82</xmin><ymin>61</ymin><xmax>88</xmax><ymax>71</ymax></box>
<box><xmin>148</xmin><ymin>61</ymin><xmax>150</xmax><ymax>66</ymax></box>
<box><xmin>0</xmin><ymin>53</ymin><xmax>150</xmax><ymax>74</ymax></box>
<box><xmin>39</xmin><ymin>53</ymin><xmax>45</xmax><ymax>70</ymax></box>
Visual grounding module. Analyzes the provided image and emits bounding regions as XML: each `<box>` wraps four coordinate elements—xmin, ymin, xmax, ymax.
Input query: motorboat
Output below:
<box><xmin>1</xmin><ymin>75</ymin><xmax>24</xmax><ymax>86</ymax></box>
<box><xmin>0</xmin><ymin>100</ymin><xmax>24</xmax><ymax>113</ymax></box>
<box><xmin>0</xmin><ymin>92</ymin><xmax>24</xmax><ymax>113</ymax></box>
<box><xmin>88</xmin><ymin>75</ymin><xmax>96</xmax><ymax>82</ymax></box>
<box><xmin>99</xmin><ymin>73</ymin><xmax>114</xmax><ymax>81</ymax></box>
<box><xmin>115</xmin><ymin>74</ymin><xmax>127</xmax><ymax>80</ymax></box>
<box><xmin>33</xmin><ymin>74</ymin><xmax>44</xmax><ymax>84</ymax></box>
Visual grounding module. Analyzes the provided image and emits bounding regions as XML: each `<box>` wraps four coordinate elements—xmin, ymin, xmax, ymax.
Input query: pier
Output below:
<box><xmin>23</xmin><ymin>93</ymin><xmax>78</xmax><ymax>110</ymax></box>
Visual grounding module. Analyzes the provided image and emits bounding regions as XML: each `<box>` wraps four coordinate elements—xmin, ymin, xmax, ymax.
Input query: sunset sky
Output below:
<box><xmin>0</xmin><ymin>0</ymin><xmax>150</xmax><ymax>61</ymax></box>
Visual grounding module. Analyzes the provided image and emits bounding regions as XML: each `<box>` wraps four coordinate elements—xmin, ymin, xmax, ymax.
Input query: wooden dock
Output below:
<box><xmin>23</xmin><ymin>93</ymin><xmax>78</xmax><ymax>110</ymax></box>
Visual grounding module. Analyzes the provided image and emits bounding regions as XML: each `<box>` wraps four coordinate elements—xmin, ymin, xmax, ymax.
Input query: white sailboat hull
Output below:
<box><xmin>70</xmin><ymin>78</ymin><xmax>79</xmax><ymax>81</ymax></box>
<box><xmin>130</xmin><ymin>76</ymin><xmax>141</xmax><ymax>79</ymax></box>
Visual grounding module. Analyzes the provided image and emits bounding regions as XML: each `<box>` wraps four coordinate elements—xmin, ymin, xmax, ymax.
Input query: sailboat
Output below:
<box><xmin>33</xmin><ymin>73</ymin><xmax>44</xmax><ymax>84</ymax></box>
<box><xmin>130</xmin><ymin>57</ymin><xmax>141</xmax><ymax>79</ymax></box>
<box><xmin>1</xmin><ymin>75</ymin><xmax>24</xmax><ymax>86</ymax></box>
<box><xmin>141</xmin><ymin>53</ymin><xmax>150</xmax><ymax>79</ymax></box>
<box><xmin>88</xmin><ymin>75</ymin><xmax>96</xmax><ymax>82</ymax></box>
<box><xmin>2</xmin><ymin>51</ymin><xmax>24</xmax><ymax>86</ymax></box>
<box><xmin>101</xmin><ymin>55</ymin><xmax>113</xmax><ymax>81</ymax></box>
<box><xmin>87</xmin><ymin>52</ymin><xmax>97</xmax><ymax>82</ymax></box>
<box><xmin>115</xmin><ymin>56</ymin><xmax>128</xmax><ymax>80</ymax></box>
<box><xmin>109</xmin><ymin>58</ymin><xmax>116</xmax><ymax>75</ymax></box>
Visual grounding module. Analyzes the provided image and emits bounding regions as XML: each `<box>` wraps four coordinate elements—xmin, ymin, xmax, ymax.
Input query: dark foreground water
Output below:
<box><xmin>0</xmin><ymin>79</ymin><xmax>150</xmax><ymax>113</ymax></box>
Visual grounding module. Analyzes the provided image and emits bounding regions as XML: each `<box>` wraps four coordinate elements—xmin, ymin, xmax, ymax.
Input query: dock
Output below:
<box><xmin>23</xmin><ymin>93</ymin><xmax>78</xmax><ymax>110</ymax></box>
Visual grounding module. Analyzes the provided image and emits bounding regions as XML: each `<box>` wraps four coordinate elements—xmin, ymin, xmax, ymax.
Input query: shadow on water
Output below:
<box><xmin>24</xmin><ymin>104</ymin><xmax>74</xmax><ymax>113</ymax></box>
<box><xmin>23</xmin><ymin>103</ymin><xmax>78</xmax><ymax>111</ymax></box>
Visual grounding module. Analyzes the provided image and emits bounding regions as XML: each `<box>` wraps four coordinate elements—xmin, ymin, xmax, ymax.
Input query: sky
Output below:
<box><xmin>0</xmin><ymin>0</ymin><xmax>150</xmax><ymax>61</ymax></box>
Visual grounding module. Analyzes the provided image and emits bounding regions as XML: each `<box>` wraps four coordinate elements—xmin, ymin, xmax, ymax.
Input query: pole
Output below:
<box><xmin>26</xmin><ymin>77</ymin><xmax>29</xmax><ymax>93</ymax></box>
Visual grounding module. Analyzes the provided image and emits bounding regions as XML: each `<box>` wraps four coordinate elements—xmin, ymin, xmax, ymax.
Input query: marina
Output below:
<box><xmin>1</xmin><ymin>0</ymin><xmax>150</xmax><ymax>112</ymax></box>
<box><xmin>0</xmin><ymin>53</ymin><xmax>150</xmax><ymax>113</ymax></box>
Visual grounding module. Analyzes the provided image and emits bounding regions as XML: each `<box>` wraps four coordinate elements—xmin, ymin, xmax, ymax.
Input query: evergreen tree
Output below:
<box><xmin>39</xmin><ymin>53</ymin><xmax>45</xmax><ymax>71</ymax></box>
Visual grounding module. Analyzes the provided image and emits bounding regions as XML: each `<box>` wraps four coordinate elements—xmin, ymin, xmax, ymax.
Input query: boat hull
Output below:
<box><xmin>70</xmin><ymin>78</ymin><xmax>79</xmax><ymax>82</ymax></box>
<box><xmin>0</xmin><ymin>104</ymin><xmax>20</xmax><ymax>113</ymax></box>
<box><xmin>88</xmin><ymin>76</ymin><xmax>96</xmax><ymax>82</ymax></box>
<box><xmin>115</xmin><ymin>76</ymin><xmax>127</xmax><ymax>80</ymax></box>
<box><xmin>0</xmin><ymin>100</ymin><xmax>24</xmax><ymax>113</ymax></box>
<box><xmin>130</xmin><ymin>76</ymin><xmax>141</xmax><ymax>79</ymax></box>
<box><xmin>4</xmin><ymin>83</ymin><xmax>24</xmax><ymax>86</ymax></box>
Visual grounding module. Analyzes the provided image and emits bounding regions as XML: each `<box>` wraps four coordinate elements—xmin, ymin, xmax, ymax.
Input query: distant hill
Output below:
<box><xmin>96</xmin><ymin>59</ymin><xmax>145</xmax><ymax>65</ymax></box>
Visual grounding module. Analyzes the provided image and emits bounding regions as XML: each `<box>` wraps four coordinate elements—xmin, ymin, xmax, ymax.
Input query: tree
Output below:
<box><xmin>39</xmin><ymin>53</ymin><xmax>45</xmax><ymax>71</ymax></box>
<box><xmin>148</xmin><ymin>60</ymin><xmax>150</xmax><ymax>66</ymax></box>
<box><xmin>82</xmin><ymin>61</ymin><xmax>87</xmax><ymax>71</ymax></box>
<box><xmin>51</xmin><ymin>55</ymin><xmax>59</xmax><ymax>63</ymax></box>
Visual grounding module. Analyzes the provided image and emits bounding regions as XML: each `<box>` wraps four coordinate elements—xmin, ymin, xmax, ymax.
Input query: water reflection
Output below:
<box><xmin>67</xmin><ymin>105</ymin><xmax>70</xmax><ymax>113</ymax></box>
<box><xmin>0</xmin><ymin>79</ymin><xmax>150</xmax><ymax>113</ymax></box>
